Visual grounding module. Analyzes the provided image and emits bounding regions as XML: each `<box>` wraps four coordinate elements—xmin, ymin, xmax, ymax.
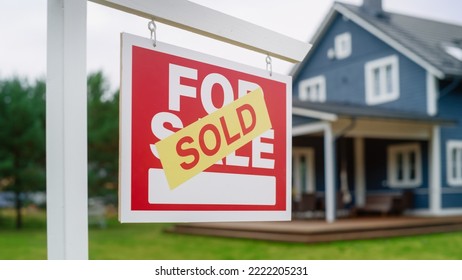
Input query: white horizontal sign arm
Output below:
<box><xmin>90</xmin><ymin>0</ymin><xmax>311</xmax><ymax>63</ymax></box>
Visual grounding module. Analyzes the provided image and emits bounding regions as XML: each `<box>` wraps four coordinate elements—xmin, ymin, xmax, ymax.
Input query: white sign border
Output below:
<box><xmin>120</xmin><ymin>33</ymin><xmax>292</xmax><ymax>223</ymax></box>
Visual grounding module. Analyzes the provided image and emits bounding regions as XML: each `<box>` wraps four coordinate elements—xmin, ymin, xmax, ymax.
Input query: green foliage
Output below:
<box><xmin>0</xmin><ymin>77</ymin><xmax>45</xmax><ymax>228</ymax></box>
<box><xmin>0</xmin><ymin>77</ymin><xmax>46</xmax><ymax>187</ymax></box>
<box><xmin>87</xmin><ymin>72</ymin><xmax>119</xmax><ymax>197</ymax></box>
<box><xmin>0</xmin><ymin>72</ymin><xmax>120</xmax><ymax>229</ymax></box>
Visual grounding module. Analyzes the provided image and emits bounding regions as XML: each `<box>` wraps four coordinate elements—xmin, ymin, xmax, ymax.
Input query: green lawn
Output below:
<box><xmin>1</xmin><ymin>210</ymin><xmax>462</xmax><ymax>259</ymax></box>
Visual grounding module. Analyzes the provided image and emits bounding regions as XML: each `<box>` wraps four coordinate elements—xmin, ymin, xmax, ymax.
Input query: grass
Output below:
<box><xmin>1</xmin><ymin>209</ymin><xmax>462</xmax><ymax>260</ymax></box>
<box><xmin>0</xmin><ymin>209</ymin><xmax>47</xmax><ymax>260</ymax></box>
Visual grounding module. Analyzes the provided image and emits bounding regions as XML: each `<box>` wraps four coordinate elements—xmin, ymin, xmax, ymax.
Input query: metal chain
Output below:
<box><xmin>148</xmin><ymin>20</ymin><xmax>157</xmax><ymax>47</ymax></box>
<box><xmin>266</xmin><ymin>55</ymin><xmax>272</xmax><ymax>77</ymax></box>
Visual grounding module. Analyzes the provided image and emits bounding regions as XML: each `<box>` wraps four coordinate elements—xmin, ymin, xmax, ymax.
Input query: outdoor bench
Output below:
<box><xmin>355</xmin><ymin>192</ymin><xmax>412</xmax><ymax>216</ymax></box>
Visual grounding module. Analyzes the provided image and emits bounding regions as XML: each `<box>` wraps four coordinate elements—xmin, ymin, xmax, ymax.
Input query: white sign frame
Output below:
<box><xmin>119</xmin><ymin>33</ymin><xmax>292</xmax><ymax>223</ymax></box>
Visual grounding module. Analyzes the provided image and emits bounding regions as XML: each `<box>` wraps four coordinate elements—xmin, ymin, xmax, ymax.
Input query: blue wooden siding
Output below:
<box><xmin>437</xmin><ymin>85</ymin><xmax>462</xmax><ymax>209</ymax></box>
<box><xmin>294</xmin><ymin>13</ymin><xmax>428</xmax><ymax>114</ymax></box>
<box><xmin>442</xmin><ymin>193</ymin><xmax>462</xmax><ymax>208</ymax></box>
<box><xmin>364</xmin><ymin>138</ymin><xmax>429</xmax><ymax>209</ymax></box>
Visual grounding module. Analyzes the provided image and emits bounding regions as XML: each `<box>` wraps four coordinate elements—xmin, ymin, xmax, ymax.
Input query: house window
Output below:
<box><xmin>292</xmin><ymin>148</ymin><xmax>315</xmax><ymax>201</ymax></box>
<box><xmin>447</xmin><ymin>140</ymin><xmax>462</xmax><ymax>186</ymax></box>
<box><xmin>298</xmin><ymin>75</ymin><xmax>326</xmax><ymax>102</ymax></box>
<box><xmin>365</xmin><ymin>55</ymin><xmax>400</xmax><ymax>105</ymax></box>
<box><xmin>387</xmin><ymin>143</ymin><xmax>422</xmax><ymax>188</ymax></box>
<box><xmin>335</xmin><ymin>32</ymin><xmax>352</xmax><ymax>59</ymax></box>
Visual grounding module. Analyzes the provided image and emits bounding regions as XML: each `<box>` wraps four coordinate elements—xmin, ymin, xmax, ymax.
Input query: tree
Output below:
<box><xmin>0</xmin><ymin>72</ymin><xmax>119</xmax><ymax>229</ymax></box>
<box><xmin>87</xmin><ymin>72</ymin><xmax>119</xmax><ymax>198</ymax></box>
<box><xmin>0</xmin><ymin>77</ymin><xmax>46</xmax><ymax>229</ymax></box>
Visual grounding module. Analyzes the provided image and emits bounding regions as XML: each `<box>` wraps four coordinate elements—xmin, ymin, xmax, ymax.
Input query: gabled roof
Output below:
<box><xmin>292</xmin><ymin>1</ymin><xmax>462</xmax><ymax>79</ymax></box>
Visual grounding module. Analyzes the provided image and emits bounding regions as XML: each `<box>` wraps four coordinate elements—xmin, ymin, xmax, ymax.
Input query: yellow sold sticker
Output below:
<box><xmin>156</xmin><ymin>88</ymin><xmax>272</xmax><ymax>190</ymax></box>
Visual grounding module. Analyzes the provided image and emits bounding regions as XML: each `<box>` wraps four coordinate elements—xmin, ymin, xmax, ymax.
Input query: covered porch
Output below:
<box><xmin>291</xmin><ymin>101</ymin><xmax>455</xmax><ymax>223</ymax></box>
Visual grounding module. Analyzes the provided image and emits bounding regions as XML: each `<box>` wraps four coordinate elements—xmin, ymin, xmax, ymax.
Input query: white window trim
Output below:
<box><xmin>334</xmin><ymin>32</ymin><xmax>352</xmax><ymax>60</ymax></box>
<box><xmin>292</xmin><ymin>148</ymin><xmax>315</xmax><ymax>201</ymax></box>
<box><xmin>298</xmin><ymin>75</ymin><xmax>326</xmax><ymax>102</ymax></box>
<box><xmin>426</xmin><ymin>72</ymin><xmax>438</xmax><ymax>116</ymax></box>
<box><xmin>447</xmin><ymin>140</ymin><xmax>462</xmax><ymax>187</ymax></box>
<box><xmin>387</xmin><ymin>143</ymin><xmax>422</xmax><ymax>188</ymax></box>
<box><xmin>365</xmin><ymin>55</ymin><xmax>400</xmax><ymax>105</ymax></box>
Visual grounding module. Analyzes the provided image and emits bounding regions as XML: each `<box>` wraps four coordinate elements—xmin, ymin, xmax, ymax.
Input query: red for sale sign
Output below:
<box><xmin>119</xmin><ymin>33</ymin><xmax>292</xmax><ymax>222</ymax></box>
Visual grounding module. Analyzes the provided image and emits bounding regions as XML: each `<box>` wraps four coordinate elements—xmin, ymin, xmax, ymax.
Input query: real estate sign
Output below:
<box><xmin>119</xmin><ymin>33</ymin><xmax>292</xmax><ymax>222</ymax></box>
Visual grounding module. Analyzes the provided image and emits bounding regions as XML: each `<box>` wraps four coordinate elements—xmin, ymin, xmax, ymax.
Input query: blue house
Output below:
<box><xmin>291</xmin><ymin>0</ymin><xmax>462</xmax><ymax>222</ymax></box>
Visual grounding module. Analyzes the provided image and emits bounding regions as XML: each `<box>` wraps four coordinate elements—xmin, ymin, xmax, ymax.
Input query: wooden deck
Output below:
<box><xmin>168</xmin><ymin>216</ymin><xmax>462</xmax><ymax>243</ymax></box>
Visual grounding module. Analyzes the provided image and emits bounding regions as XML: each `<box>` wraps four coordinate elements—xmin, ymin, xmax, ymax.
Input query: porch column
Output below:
<box><xmin>429</xmin><ymin>125</ymin><xmax>442</xmax><ymax>214</ymax></box>
<box><xmin>324</xmin><ymin>123</ymin><xmax>336</xmax><ymax>223</ymax></box>
<box><xmin>354</xmin><ymin>137</ymin><xmax>366</xmax><ymax>207</ymax></box>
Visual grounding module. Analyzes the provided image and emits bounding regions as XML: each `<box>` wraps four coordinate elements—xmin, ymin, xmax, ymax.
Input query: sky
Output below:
<box><xmin>1</xmin><ymin>0</ymin><xmax>462</xmax><ymax>92</ymax></box>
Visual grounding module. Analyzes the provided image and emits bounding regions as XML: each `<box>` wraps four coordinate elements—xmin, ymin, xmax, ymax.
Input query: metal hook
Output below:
<box><xmin>148</xmin><ymin>20</ymin><xmax>157</xmax><ymax>47</ymax></box>
<box><xmin>266</xmin><ymin>55</ymin><xmax>272</xmax><ymax>77</ymax></box>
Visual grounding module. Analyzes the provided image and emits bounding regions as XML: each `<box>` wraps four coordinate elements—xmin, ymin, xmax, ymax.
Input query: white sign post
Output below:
<box><xmin>47</xmin><ymin>0</ymin><xmax>88</xmax><ymax>259</ymax></box>
<box><xmin>46</xmin><ymin>0</ymin><xmax>311</xmax><ymax>259</ymax></box>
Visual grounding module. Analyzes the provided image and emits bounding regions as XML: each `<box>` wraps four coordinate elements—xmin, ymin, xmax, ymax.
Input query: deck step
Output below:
<box><xmin>167</xmin><ymin>217</ymin><xmax>462</xmax><ymax>243</ymax></box>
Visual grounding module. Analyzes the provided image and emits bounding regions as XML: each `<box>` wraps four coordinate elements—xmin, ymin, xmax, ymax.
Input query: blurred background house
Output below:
<box><xmin>291</xmin><ymin>0</ymin><xmax>462</xmax><ymax>222</ymax></box>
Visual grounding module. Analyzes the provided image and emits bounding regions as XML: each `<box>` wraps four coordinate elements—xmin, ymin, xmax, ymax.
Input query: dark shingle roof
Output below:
<box><xmin>293</xmin><ymin>100</ymin><xmax>456</xmax><ymax>125</ymax></box>
<box><xmin>337</xmin><ymin>2</ymin><xmax>462</xmax><ymax>77</ymax></box>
